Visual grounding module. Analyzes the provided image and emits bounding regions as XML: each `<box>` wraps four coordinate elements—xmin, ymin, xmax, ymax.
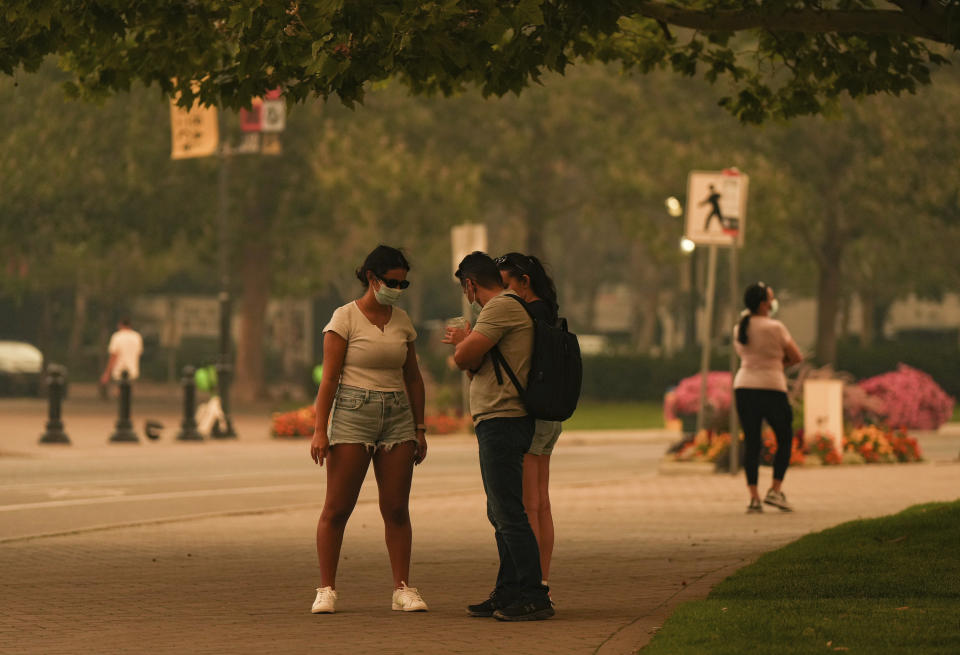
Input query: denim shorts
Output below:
<box><xmin>528</xmin><ymin>420</ymin><xmax>562</xmax><ymax>456</ymax></box>
<box><xmin>328</xmin><ymin>385</ymin><xmax>417</xmax><ymax>452</ymax></box>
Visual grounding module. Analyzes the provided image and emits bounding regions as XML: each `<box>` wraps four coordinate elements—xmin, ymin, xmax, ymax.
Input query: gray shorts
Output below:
<box><xmin>528</xmin><ymin>420</ymin><xmax>562</xmax><ymax>456</ymax></box>
<box><xmin>329</xmin><ymin>385</ymin><xmax>417</xmax><ymax>452</ymax></box>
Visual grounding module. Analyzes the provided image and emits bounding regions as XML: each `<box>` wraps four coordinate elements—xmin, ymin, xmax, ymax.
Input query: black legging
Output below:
<box><xmin>735</xmin><ymin>388</ymin><xmax>794</xmax><ymax>486</ymax></box>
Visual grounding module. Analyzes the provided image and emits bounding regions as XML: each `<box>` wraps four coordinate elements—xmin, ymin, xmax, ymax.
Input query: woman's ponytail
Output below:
<box><xmin>737</xmin><ymin>312</ymin><xmax>752</xmax><ymax>345</ymax></box>
<box><xmin>738</xmin><ymin>283</ymin><xmax>769</xmax><ymax>345</ymax></box>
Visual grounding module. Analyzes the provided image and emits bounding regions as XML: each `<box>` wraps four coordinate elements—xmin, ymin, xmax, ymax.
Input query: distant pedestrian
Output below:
<box><xmin>495</xmin><ymin>252</ymin><xmax>562</xmax><ymax>595</ymax></box>
<box><xmin>309</xmin><ymin>245</ymin><xmax>429</xmax><ymax>614</ymax></box>
<box><xmin>99</xmin><ymin>318</ymin><xmax>143</xmax><ymax>389</ymax></box>
<box><xmin>443</xmin><ymin>251</ymin><xmax>553</xmax><ymax>622</ymax></box>
<box><xmin>733</xmin><ymin>282</ymin><xmax>803</xmax><ymax>513</ymax></box>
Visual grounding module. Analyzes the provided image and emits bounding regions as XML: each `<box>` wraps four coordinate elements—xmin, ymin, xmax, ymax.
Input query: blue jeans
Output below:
<box><xmin>475</xmin><ymin>416</ymin><xmax>549</xmax><ymax>602</ymax></box>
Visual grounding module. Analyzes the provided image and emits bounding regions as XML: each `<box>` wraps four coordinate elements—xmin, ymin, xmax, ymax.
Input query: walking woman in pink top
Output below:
<box><xmin>733</xmin><ymin>282</ymin><xmax>804</xmax><ymax>513</ymax></box>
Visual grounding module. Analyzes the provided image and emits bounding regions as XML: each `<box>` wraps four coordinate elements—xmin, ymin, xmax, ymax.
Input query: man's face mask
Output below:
<box><xmin>464</xmin><ymin>280</ymin><xmax>482</xmax><ymax>315</ymax></box>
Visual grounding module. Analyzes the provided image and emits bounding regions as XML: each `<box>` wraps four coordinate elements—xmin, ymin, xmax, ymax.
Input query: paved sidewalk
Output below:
<box><xmin>1</xmin><ymin>426</ymin><xmax>958</xmax><ymax>654</ymax></box>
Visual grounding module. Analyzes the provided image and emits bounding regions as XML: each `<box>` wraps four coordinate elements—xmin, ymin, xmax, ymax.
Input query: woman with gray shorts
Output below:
<box><xmin>496</xmin><ymin>252</ymin><xmax>563</xmax><ymax>591</ymax></box>
<box><xmin>309</xmin><ymin>246</ymin><xmax>429</xmax><ymax>614</ymax></box>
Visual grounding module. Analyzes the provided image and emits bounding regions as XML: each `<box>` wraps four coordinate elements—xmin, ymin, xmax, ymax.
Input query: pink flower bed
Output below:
<box><xmin>858</xmin><ymin>364</ymin><xmax>955</xmax><ymax>430</ymax></box>
<box><xmin>673</xmin><ymin>372</ymin><xmax>733</xmax><ymax>416</ymax></box>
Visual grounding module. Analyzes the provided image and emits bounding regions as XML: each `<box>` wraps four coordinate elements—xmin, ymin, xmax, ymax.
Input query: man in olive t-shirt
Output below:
<box><xmin>442</xmin><ymin>252</ymin><xmax>553</xmax><ymax>622</ymax></box>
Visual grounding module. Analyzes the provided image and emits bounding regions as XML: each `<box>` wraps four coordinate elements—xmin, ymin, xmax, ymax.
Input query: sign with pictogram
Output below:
<box><xmin>684</xmin><ymin>169</ymin><xmax>749</xmax><ymax>247</ymax></box>
<box><xmin>170</xmin><ymin>99</ymin><xmax>218</xmax><ymax>160</ymax></box>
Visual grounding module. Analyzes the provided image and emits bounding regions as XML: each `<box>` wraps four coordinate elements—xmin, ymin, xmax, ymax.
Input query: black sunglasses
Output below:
<box><xmin>377</xmin><ymin>276</ymin><xmax>410</xmax><ymax>289</ymax></box>
<box><xmin>495</xmin><ymin>254</ymin><xmax>532</xmax><ymax>274</ymax></box>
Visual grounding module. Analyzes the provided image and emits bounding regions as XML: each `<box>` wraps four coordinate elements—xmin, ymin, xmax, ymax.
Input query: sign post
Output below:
<box><xmin>170</xmin><ymin>88</ymin><xmax>288</xmax><ymax>438</ymax></box>
<box><xmin>684</xmin><ymin>169</ymin><xmax>748</xmax><ymax>471</ymax></box>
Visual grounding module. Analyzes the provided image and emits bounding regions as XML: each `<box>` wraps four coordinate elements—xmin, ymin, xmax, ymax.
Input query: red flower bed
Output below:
<box><xmin>271</xmin><ymin>406</ymin><xmax>470</xmax><ymax>437</ymax></box>
<box><xmin>760</xmin><ymin>428</ymin><xmax>805</xmax><ymax>466</ymax></box>
<box><xmin>806</xmin><ymin>434</ymin><xmax>843</xmax><ymax>465</ymax></box>
<box><xmin>425</xmin><ymin>413</ymin><xmax>471</xmax><ymax>435</ymax></box>
<box><xmin>272</xmin><ymin>406</ymin><xmax>316</xmax><ymax>437</ymax></box>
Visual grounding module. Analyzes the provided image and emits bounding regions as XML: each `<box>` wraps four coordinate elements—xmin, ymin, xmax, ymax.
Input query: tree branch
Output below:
<box><xmin>626</xmin><ymin>2</ymin><xmax>949</xmax><ymax>44</ymax></box>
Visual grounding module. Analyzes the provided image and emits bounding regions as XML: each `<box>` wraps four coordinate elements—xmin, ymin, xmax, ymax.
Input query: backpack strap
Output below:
<box><xmin>490</xmin><ymin>345</ymin><xmax>525</xmax><ymax>396</ymax></box>
<box><xmin>486</xmin><ymin>293</ymin><xmax>533</xmax><ymax>395</ymax></box>
<box><xmin>504</xmin><ymin>293</ymin><xmax>534</xmax><ymax>318</ymax></box>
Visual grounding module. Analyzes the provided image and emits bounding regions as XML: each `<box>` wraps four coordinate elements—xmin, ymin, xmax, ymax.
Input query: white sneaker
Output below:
<box><xmin>392</xmin><ymin>582</ymin><xmax>428</xmax><ymax>612</ymax></box>
<box><xmin>764</xmin><ymin>489</ymin><xmax>793</xmax><ymax>512</ymax></box>
<box><xmin>311</xmin><ymin>586</ymin><xmax>337</xmax><ymax>614</ymax></box>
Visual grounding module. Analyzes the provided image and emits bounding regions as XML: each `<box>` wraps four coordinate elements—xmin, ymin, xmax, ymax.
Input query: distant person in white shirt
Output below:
<box><xmin>100</xmin><ymin>318</ymin><xmax>144</xmax><ymax>387</ymax></box>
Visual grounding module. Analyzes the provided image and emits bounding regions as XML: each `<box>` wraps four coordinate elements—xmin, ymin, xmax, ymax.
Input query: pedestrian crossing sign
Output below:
<box><xmin>685</xmin><ymin>169</ymin><xmax>748</xmax><ymax>247</ymax></box>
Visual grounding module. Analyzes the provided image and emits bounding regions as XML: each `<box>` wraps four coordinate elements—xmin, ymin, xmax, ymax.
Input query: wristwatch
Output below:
<box><xmin>415</xmin><ymin>424</ymin><xmax>427</xmax><ymax>433</ymax></box>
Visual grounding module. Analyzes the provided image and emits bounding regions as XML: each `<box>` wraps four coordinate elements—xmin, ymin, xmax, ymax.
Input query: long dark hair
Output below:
<box><xmin>355</xmin><ymin>245</ymin><xmax>410</xmax><ymax>288</ymax></box>
<box><xmin>737</xmin><ymin>282</ymin><xmax>769</xmax><ymax>345</ymax></box>
<box><xmin>496</xmin><ymin>252</ymin><xmax>559</xmax><ymax>317</ymax></box>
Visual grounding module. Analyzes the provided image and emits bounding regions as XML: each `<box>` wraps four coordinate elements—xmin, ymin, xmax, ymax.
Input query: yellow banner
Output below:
<box><xmin>170</xmin><ymin>98</ymin><xmax>219</xmax><ymax>159</ymax></box>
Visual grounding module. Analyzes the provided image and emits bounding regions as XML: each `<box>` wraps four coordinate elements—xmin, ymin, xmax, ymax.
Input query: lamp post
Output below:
<box><xmin>213</xmin><ymin>122</ymin><xmax>237</xmax><ymax>438</ymax></box>
<box><xmin>668</xmin><ymin>197</ymin><xmax>697</xmax><ymax>352</ymax></box>
<box><xmin>679</xmin><ymin>237</ymin><xmax>697</xmax><ymax>349</ymax></box>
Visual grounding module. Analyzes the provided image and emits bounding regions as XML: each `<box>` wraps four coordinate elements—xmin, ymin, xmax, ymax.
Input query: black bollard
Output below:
<box><xmin>176</xmin><ymin>366</ymin><xmax>203</xmax><ymax>441</ymax></box>
<box><xmin>109</xmin><ymin>370</ymin><xmax>140</xmax><ymax>443</ymax></box>
<box><xmin>211</xmin><ymin>362</ymin><xmax>237</xmax><ymax>438</ymax></box>
<box><xmin>38</xmin><ymin>364</ymin><xmax>70</xmax><ymax>445</ymax></box>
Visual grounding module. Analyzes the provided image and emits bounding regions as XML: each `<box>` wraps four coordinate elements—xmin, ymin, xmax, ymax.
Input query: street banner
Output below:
<box><xmin>170</xmin><ymin>98</ymin><xmax>218</xmax><ymax>160</ymax></box>
<box><xmin>685</xmin><ymin>169</ymin><xmax>748</xmax><ymax>246</ymax></box>
<box><xmin>239</xmin><ymin>100</ymin><xmax>263</xmax><ymax>132</ymax></box>
<box><xmin>238</xmin><ymin>89</ymin><xmax>286</xmax><ymax>133</ymax></box>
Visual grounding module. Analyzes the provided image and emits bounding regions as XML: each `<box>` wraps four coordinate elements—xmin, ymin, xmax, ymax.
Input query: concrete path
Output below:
<box><xmin>2</xmin><ymin>394</ymin><xmax>958</xmax><ymax>654</ymax></box>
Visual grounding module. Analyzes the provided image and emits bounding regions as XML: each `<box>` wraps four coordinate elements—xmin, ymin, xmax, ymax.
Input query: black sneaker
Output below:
<box><xmin>467</xmin><ymin>591</ymin><xmax>512</xmax><ymax>617</ymax></box>
<box><xmin>492</xmin><ymin>597</ymin><xmax>555</xmax><ymax>622</ymax></box>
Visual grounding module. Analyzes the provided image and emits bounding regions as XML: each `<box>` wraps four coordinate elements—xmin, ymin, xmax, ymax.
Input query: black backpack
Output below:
<box><xmin>490</xmin><ymin>294</ymin><xmax>582</xmax><ymax>422</ymax></box>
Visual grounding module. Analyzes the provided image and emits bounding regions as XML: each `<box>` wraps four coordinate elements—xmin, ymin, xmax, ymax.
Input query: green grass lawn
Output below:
<box><xmin>564</xmin><ymin>401</ymin><xmax>664</xmax><ymax>430</ymax></box>
<box><xmin>641</xmin><ymin>500</ymin><xmax>960</xmax><ymax>654</ymax></box>
<box><xmin>953</xmin><ymin>404</ymin><xmax>960</xmax><ymax>423</ymax></box>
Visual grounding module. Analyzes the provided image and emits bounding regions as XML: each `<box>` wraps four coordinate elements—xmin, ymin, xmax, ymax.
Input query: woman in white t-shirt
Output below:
<box><xmin>308</xmin><ymin>246</ymin><xmax>428</xmax><ymax>615</ymax></box>
<box><xmin>733</xmin><ymin>282</ymin><xmax>803</xmax><ymax>514</ymax></box>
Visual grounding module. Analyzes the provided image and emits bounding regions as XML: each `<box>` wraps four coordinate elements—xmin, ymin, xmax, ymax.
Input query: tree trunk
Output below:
<box><xmin>635</xmin><ymin>288</ymin><xmax>660</xmax><ymax>353</ymax></box>
<box><xmin>67</xmin><ymin>284</ymin><xmax>88</xmax><ymax>371</ymax></box>
<box><xmin>815</xmin><ymin>254</ymin><xmax>842</xmax><ymax>365</ymax></box>
<box><xmin>524</xmin><ymin>205</ymin><xmax>546</xmax><ymax>257</ymax></box>
<box><xmin>234</xmin><ymin>182</ymin><xmax>272</xmax><ymax>402</ymax></box>
<box><xmin>39</xmin><ymin>295</ymin><xmax>54</xmax><ymax>370</ymax></box>
<box><xmin>872</xmin><ymin>299</ymin><xmax>893</xmax><ymax>344</ymax></box>
<box><xmin>860</xmin><ymin>292</ymin><xmax>875</xmax><ymax>348</ymax></box>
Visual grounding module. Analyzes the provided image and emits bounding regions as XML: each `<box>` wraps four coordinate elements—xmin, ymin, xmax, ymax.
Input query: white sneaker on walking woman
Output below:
<box><xmin>764</xmin><ymin>488</ymin><xmax>793</xmax><ymax>511</ymax></box>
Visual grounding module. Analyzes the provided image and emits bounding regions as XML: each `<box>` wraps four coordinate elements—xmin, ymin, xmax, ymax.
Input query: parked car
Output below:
<box><xmin>0</xmin><ymin>340</ymin><xmax>44</xmax><ymax>396</ymax></box>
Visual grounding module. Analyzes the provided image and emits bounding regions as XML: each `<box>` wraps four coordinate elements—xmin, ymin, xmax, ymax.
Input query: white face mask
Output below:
<box><xmin>465</xmin><ymin>281</ymin><xmax>483</xmax><ymax>315</ymax></box>
<box><xmin>768</xmin><ymin>298</ymin><xmax>780</xmax><ymax>317</ymax></box>
<box><xmin>374</xmin><ymin>282</ymin><xmax>404</xmax><ymax>306</ymax></box>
